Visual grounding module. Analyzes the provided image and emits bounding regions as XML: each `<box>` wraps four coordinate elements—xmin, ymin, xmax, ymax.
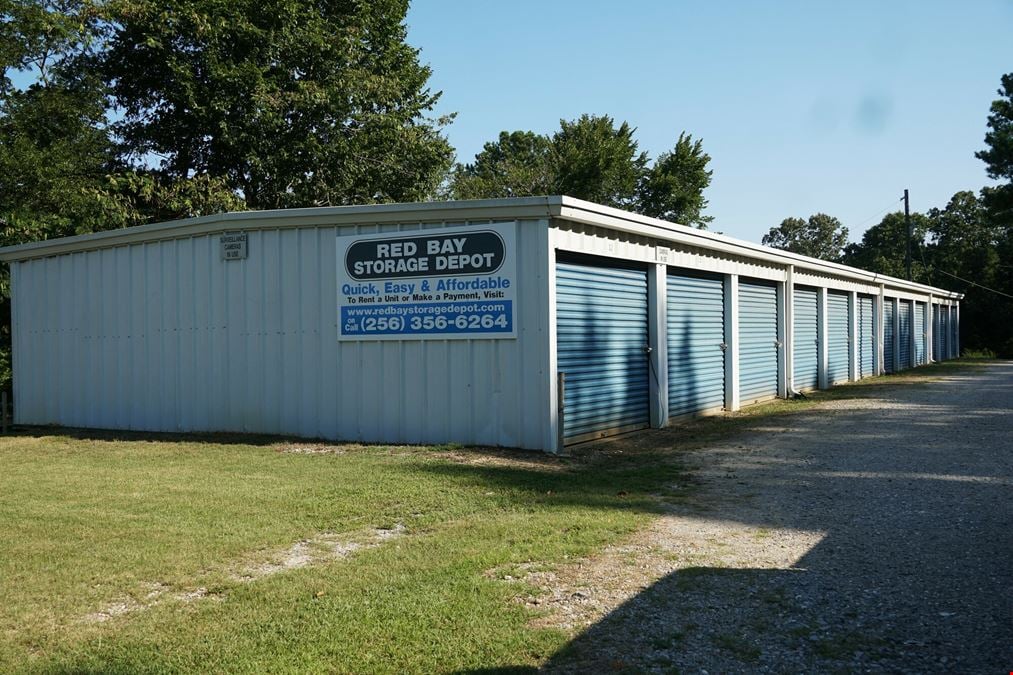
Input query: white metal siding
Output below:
<box><xmin>11</xmin><ymin>220</ymin><xmax>553</xmax><ymax>450</ymax></box>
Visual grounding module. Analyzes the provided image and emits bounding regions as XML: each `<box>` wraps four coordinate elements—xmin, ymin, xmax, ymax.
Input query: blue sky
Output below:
<box><xmin>406</xmin><ymin>1</ymin><xmax>1013</xmax><ymax>243</ymax></box>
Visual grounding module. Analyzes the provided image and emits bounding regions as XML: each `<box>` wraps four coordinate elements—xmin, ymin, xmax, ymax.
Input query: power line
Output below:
<box><xmin>932</xmin><ymin>267</ymin><xmax>1013</xmax><ymax>300</ymax></box>
<box><xmin>848</xmin><ymin>196</ymin><xmax>904</xmax><ymax>232</ymax></box>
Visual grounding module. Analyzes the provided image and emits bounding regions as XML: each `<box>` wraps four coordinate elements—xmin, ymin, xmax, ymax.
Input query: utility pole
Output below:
<box><xmin>903</xmin><ymin>189</ymin><xmax>912</xmax><ymax>281</ymax></box>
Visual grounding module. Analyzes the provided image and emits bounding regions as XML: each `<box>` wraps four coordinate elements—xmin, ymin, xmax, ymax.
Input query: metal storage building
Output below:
<box><xmin>0</xmin><ymin>196</ymin><xmax>962</xmax><ymax>453</ymax></box>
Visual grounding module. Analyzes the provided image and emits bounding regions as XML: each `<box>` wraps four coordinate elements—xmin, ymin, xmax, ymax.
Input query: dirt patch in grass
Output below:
<box><xmin>273</xmin><ymin>441</ymin><xmax>573</xmax><ymax>475</ymax></box>
<box><xmin>85</xmin><ymin>523</ymin><xmax>407</xmax><ymax>624</ymax></box>
<box><xmin>509</xmin><ymin>508</ymin><xmax>823</xmax><ymax>633</ymax></box>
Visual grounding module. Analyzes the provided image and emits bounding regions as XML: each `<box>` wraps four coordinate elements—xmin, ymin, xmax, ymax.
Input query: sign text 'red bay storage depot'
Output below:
<box><xmin>336</xmin><ymin>223</ymin><xmax>517</xmax><ymax>340</ymax></box>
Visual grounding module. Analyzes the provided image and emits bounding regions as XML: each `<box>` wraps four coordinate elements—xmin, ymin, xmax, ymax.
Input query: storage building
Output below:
<box><xmin>0</xmin><ymin>196</ymin><xmax>962</xmax><ymax>452</ymax></box>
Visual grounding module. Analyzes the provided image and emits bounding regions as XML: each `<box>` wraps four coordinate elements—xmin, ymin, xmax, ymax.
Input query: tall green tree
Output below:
<box><xmin>448</xmin><ymin>130</ymin><xmax>552</xmax><ymax>200</ymax></box>
<box><xmin>550</xmin><ymin>114</ymin><xmax>647</xmax><ymax>209</ymax></box>
<box><xmin>0</xmin><ymin>0</ymin><xmax>133</xmax><ymax>242</ymax></box>
<box><xmin>762</xmin><ymin>213</ymin><xmax>849</xmax><ymax>261</ymax></box>
<box><xmin>0</xmin><ymin>0</ymin><xmax>124</xmax><ymax>389</ymax></box>
<box><xmin>976</xmin><ymin>73</ymin><xmax>1013</xmax><ymax>216</ymax></box>
<box><xmin>98</xmin><ymin>0</ymin><xmax>454</xmax><ymax>209</ymax></box>
<box><xmin>0</xmin><ymin>0</ymin><xmax>104</xmax><ymax>93</ymax></box>
<box><xmin>840</xmin><ymin>211</ymin><xmax>930</xmax><ymax>280</ymax></box>
<box><xmin>636</xmin><ymin>132</ymin><xmax>713</xmax><ymax>227</ymax></box>
<box><xmin>449</xmin><ymin>116</ymin><xmax>713</xmax><ymax>227</ymax></box>
<box><xmin>925</xmin><ymin>190</ymin><xmax>1008</xmax><ymax>353</ymax></box>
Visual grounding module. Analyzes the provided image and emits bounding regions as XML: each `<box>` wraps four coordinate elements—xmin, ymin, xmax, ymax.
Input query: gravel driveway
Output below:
<box><xmin>533</xmin><ymin>362</ymin><xmax>1013</xmax><ymax>673</ymax></box>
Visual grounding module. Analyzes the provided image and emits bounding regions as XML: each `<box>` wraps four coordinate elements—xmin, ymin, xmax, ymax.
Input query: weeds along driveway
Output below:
<box><xmin>531</xmin><ymin>361</ymin><xmax>1013</xmax><ymax>673</ymax></box>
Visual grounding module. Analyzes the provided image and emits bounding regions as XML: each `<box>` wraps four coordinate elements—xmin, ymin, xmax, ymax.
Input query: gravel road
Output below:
<box><xmin>535</xmin><ymin>362</ymin><xmax>1013</xmax><ymax>673</ymax></box>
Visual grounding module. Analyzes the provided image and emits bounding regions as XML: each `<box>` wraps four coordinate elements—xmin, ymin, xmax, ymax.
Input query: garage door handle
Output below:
<box><xmin>719</xmin><ymin>342</ymin><xmax>727</xmax><ymax>351</ymax></box>
<box><xmin>642</xmin><ymin>345</ymin><xmax>653</xmax><ymax>355</ymax></box>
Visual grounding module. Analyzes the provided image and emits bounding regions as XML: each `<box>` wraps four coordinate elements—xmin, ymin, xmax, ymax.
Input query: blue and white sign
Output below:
<box><xmin>336</xmin><ymin>223</ymin><xmax>517</xmax><ymax>340</ymax></box>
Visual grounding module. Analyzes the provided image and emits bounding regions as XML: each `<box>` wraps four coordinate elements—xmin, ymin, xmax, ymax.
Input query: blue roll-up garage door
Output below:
<box><xmin>793</xmin><ymin>286</ymin><xmax>819</xmax><ymax>391</ymax></box>
<box><xmin>827</xmin><ymin>291</ymin><xmax>851</xmax><ymax>385</ymax></box>
<box><xmin>936</xmin><ymin>304</ymin><xmax>944</xmax><ymax>356</ymax></box>
<box><xmin>914</xmin><ymin>302</ymin><xmax>926</xmax><ymax>365</ymax></box>
<box><xmin>858</xmin><ymin>295</ymin><xmax>875</xmax><ymax>378</ymax></box>
<box><xmin>556</xmin><ymin>259</ymin><xmax>650</xmax><ymax>443</ymax></box>
<box><xmin>667</xmin><ymin>271</ymin><xmax>725</xmax><ymax>418</ymax></box>
<box><xmin>884</xmin><ymin>301</ymin><xmax>896</xmax><ymax>373</ymax></box>
<box><xmin>933</xmin><ymin>305</ymin><xmax>942</xmax><ymax>361</ymax></box>
<box><xmin>739</xmin><ymin>280</ymin><xmax>779</xmax><ymax>403</ymax></box>
<box><xmin>950</xmin><ymin>306</ymin><xmax>958</xmax><ymax>358</ymax></box>
<box><xmin>898</xmin><ymin>300</ymin><xmax>913</xmax><ymax>370</ymax></box>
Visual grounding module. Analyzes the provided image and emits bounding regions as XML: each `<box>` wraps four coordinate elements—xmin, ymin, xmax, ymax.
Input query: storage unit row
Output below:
<box><xmin>0</xmin><ymin>196</ymin><xmax>961</xmax><ymax>452</ymax></box>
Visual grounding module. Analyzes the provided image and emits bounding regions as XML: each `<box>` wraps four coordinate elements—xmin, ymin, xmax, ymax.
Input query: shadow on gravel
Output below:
<box><xmin>451</xmin><ymin>361</ymin><xmax>1013</xmax><ymax>673</ymax></box>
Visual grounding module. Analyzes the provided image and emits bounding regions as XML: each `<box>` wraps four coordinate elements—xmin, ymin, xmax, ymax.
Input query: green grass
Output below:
<box><xmin>0</xmin><ymin>432</ymin><xmax>685</xmax><ymax>673</ymax></box>
<box><xmin>0</xmin><ymin>358</ymin><xmax>986</xmax><ymax>672</ymax></box>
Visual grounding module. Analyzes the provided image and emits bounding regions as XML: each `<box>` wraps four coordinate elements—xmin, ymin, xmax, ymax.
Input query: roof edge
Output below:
<box><xmin>553</xmin><ymin>196</ymin><xmax>963</xmax><ymax>300</ymax></box>
<box><xmin>0</xmin><ymin>195</ymin><xmax>961</xmax><ymax>300</ymax></box>
<box><xmin>0</xmin><ymin>196</ymin><xmax>562</xmax><ymax>262</ymax></box>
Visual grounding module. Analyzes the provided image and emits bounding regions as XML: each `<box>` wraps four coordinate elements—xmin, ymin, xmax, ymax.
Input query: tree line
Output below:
<box><xmin>1</xmin><ymin>2</ymin><xmax>1010</xmax><ymax>390</ymax></box>
<box><xmin>760</xmin><ymin>74</ymin><xmax>1013</xmax><ymax>357</ymax></box>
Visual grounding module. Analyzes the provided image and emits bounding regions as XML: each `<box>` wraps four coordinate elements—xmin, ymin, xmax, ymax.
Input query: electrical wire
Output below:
<box><xmin>848</xmin><ymin>196</ymin><xmax>905</xmax><ymax>232</ymax></box>
<box><xmin>931</xmin><ymin>267</ymin><xmax>1013</xmax><ymax>300</ymax></box>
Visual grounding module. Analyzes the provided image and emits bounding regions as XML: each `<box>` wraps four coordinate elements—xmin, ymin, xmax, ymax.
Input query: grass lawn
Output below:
<box><xmin>0</xmin><ymin>360</ymin><xmax>983</xmax><ymax>673</ymax></box>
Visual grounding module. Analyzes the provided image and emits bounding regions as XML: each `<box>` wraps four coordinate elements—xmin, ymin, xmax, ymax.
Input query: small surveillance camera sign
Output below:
<box><xmin>220</xmin><ymin>232</ymin><xmax>248</xmax><ymax>260</ymax></box>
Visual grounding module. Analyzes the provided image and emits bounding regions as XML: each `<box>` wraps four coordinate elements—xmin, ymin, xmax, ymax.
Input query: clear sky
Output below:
<box><xmin>406</xmin><ymin>1</ymin><xmax>1013</xmax><ymax>243</ymax></box>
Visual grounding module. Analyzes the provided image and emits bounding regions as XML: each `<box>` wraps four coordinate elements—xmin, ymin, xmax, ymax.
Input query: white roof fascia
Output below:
<box><xmin>0</xmin><ymin>194</ymin><xmax>961</xmax><ymax>300</ymax></box>
<box><xmin>552</xmin><ymin>196</ymin><xmax>963</xmax><ymax>300</ymax></box>
<box><xmin>0</xmin><ymin>196</ymin><xmax>561</xmax><ymax>262</ymax></box>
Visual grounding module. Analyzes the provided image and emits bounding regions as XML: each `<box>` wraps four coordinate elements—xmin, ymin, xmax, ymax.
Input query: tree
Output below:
<box><xmin>840</xmin><ymin>212</ymin><xmax>929</xmax><ymax>280</ymax></box>
<box><xmin>762</xmin><ymin>213</ymin><xmax>849</xmax><ymax>261</ymax></box>
<box><xmin>1</xmin><ymin>0</ymin><xmax>105</xmax><ymax>94</ymax></box>
<box><xmin>636</xmin><ymin>133</ymin><xmax>713</xmax><ymax>227</ymax></box>
<box><xmin>0</xmin><ymin>0</ymin><xmax>128</xmax><ymax>391</ymax></box>
<box><xmin>448</xmin><ymin>131</ymin><xmax>552</xmax><ymax>200</ymax></box>
<box><xmin>976</xmin><ymin>73</ymin><xmax>1013</xmax><ymax>215</ymax></box>
<box><xmin>550</xmin><ymin>114</ymin><xmax>647</xmax><ymax>209</ymax></box>
<box><xmin>0</xmin><ymin>0</ymin><xmax>138</xmax><ymax>242</ymax></box>
<box><xmin>925</xmin><ymin>190</ymin><xmax>1007</xmax><ymax>353</ymax></box>
<box><xmin>449</xmin><ymin>116</ymin><xmax>713</xmax><ymax>227</ymax></box>
<box><xmin>98</xmin><ymin>0</ymin><xmax>454</xmax><ymax>209</ymax></box>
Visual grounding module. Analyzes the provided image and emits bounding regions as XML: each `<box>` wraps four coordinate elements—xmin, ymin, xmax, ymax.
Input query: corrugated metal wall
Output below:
<box><xmin>858</xmin><ymin>295</ymin><xmax>875</xmax><ymax>377</ymax></box>
<box><xmin>8</xmin><ymin>202</ymin><xmax>959</xmax><ymax>451</ymax></box>
<box><xmin>556</xmin><ymin>259</ymin><xmax>649</xmax><ymax>442</ymax></box>
<box><xmin>826</xmin><ymin>291</ymin><xmax>851</xmax><ymax>385</ymax></box>
<box><xmin>793</xmin><ymin>286</ymin><xmax>819</xmax><ymax>391</ymax></box>
<box><xmin>738</xmin><ymin>280</ymin><xmax>779</xmax><ymax>403</ymax></box>
<box><xmin>666</xmin><ymin>270</ymin><xmax>725</xmax><ymax>418</ymax></box>
<box><xmin>11</xmin><ymin>220</ymin><xmax>554</xmax><ymax>449</ymax></box>
<box><xmin>898</xmin><ymin>300</ymin><xmax>913</xmax><ymax>369</ymax></box>
<box><xmin>884</xmin><ymin>301</ymin><xmax>896</xmax><ymax>373</ymax></box>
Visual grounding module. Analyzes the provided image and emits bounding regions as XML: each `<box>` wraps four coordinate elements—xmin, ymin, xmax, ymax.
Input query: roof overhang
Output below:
<box><xmin>0</xmin><ymin>195</ymin><xmax>963</xmax><ymax>300</ymax></box>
